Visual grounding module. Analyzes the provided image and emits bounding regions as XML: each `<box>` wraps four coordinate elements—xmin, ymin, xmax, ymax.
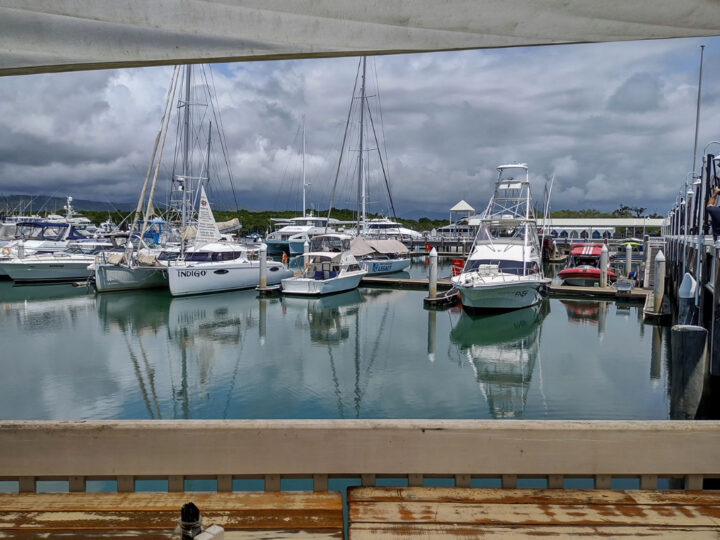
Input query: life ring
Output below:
<box><xmin>1</xmin><ymin>247</ymin><xmax>10</xmax><ymax>256</ymax></box>
<box><xmin>281</xmin><ymin>252</ymin><xmax>288</xmax><ymax>264</ymax></box>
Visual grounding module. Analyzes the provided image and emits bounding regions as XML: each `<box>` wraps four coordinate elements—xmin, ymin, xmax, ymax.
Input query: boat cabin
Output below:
<box><xmin>14</xmin><ymin>221</ymin><xmax>87</xmax><ymax>241</ymax></box>
<box><xmin>310</xmin><ymin>234</ymin><xmax>352</xmax><ymax>253</ymax></box>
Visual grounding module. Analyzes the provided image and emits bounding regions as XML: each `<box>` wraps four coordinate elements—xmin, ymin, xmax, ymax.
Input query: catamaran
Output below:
<box><xmin>451</xmin><ymin>163</ymin><xmax>550</xmax><ymax>311</ymax></box>
<box><xmin>167</xmin><ymin>187</ymin><xmax>293</xmax><ymax>296</ymax></box>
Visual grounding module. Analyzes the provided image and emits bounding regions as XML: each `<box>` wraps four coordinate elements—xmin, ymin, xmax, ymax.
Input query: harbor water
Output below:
<box><xmin>0</xmin><ymin>261</ymin><xmax>678</xmax><ymax>421</ymax></box>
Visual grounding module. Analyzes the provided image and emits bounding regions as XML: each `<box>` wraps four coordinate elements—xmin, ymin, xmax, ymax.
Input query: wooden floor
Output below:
<box><xmin>0</xmin><ymin>492</ymin><xmax>343</xmax><ymax>539</ymax></box>
<box><xmin>348</xmin><ymin>488</ymin><xmax>720</xmax><ymax>539</ymax></box>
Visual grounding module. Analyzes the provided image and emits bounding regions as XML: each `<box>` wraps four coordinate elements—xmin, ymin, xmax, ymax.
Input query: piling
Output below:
<box><xmin>259</xmin><ymin>244</ymin><xmax>268</xmax><ymax>289</ymax></box>
<box><xmin>304</xmin><ymin>240</ymin><xmax>310</xmax><ymax>270</ymax></box>
<box><xmin>17</xmin><ymin>241</ymin><xmax>24</xmax><ymax>259</ymax></box>
<box><xmin>670</xmin><ymin>325</ymin><xmax>707</xmax><ymax>419</ymax></box>
<box><xmin>625</xmin><ymin>242</ymin><xmax>632</xmax><ymax>276</ymax></box>
<box><xmin>428</xmin><ymin>248</ymin><xmax>438</xmax><ymax>299</ymax></box>
<box><xmin>600</xmin><ymin>245</ymin><xmax>608</xmax><ymax>288</ymax></box>
<box><xmin>654</xmin><ymin>251</ymin><xmax>666</xmax><ymax>313</ymax></box>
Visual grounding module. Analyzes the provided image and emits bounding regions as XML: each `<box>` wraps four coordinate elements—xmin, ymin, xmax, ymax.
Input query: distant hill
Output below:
<box><xmin>0</xmin><ymin>194</ymin><xmax>135</xmax><ymax>214</ymax></box>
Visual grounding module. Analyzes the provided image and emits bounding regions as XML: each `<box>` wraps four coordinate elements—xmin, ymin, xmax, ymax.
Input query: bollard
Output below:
<box><xmin>625</xmin><ymin>242</ymin><xmax>632</xmax><ymax>277</ymax></box>
<box><xmin>669</xmin><ymin>325</ymin><xmax>707</xmax><ymax>420</ymax></box>
<box><xmin>303</xmin><ymin>240</ymin><xmax>310</xmax><ymax>271</ymax></box>
<box><xmin>428</xmin><ymin>247</ymin><xmax>438</xmax><ymax>299</ymax></box>
<box><xmin>599</xmin><ymin>245</ymin><xmax>608</xmax><ymax>288</ymax></box>
<box><xmin>259</xmin><ymin>244</ymin><xmax>267</xmax><ymax>289</ymax></box>
<box><xmin>653</xmin><ymin>250</ymin><xmax>666</xmax><ymax>313</ymax></box>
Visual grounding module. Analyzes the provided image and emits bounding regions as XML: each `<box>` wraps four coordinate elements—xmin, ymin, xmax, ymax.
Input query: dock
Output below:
<box><xmin>1</xmin><ymin>420</ymin><xmax>719</xmax><ymax>538</ymax></box>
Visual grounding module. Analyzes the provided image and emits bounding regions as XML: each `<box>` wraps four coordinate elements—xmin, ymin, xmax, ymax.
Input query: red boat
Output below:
<box><xmin>557</xmin><ymin>244</ymin><xmax>616</xmax><ymax>286</ymax></box>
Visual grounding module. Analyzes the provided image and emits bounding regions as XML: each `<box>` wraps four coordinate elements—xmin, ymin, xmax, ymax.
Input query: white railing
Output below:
<box><xmin>1</xmin><ymin>420</ymin><xmax>718</xmax><ymax>493</ymax></box>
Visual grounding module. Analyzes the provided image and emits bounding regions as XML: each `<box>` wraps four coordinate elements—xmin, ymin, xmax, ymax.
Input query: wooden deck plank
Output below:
<box><xmin>348</xmin><ymin>487</ymin><xmax>720</xmax><ymax>506</ymax></box>
<box><xmin>0</xmin><ymin>492</ymin><xmax>343</xmax><ymax>537</ymax></box>
<box><xmin>348</xmin><ymin>488</ymin><xmax>720</xmax><ymax>539</ymax></box>
<box><xmin>349</xmin><ymin>523</ymin><xmax>720</xmax><ymax>539</ymax></box>
<box><xmin>0</xmin><ymin>531</ymin><xmax>341</xmax><ymax>539</ymax></box>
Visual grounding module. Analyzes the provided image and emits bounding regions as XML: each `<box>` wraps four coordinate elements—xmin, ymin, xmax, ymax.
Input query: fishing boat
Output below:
<box><xmin>557</xmin><ymin>243</ymin><xmax>617</xmax><ymax>286</ymax></box>
<box><xmin>451</xmin><ymin>163</ymin><xmax>550</xmax><ymax>312</ymax></box>
<box><xmin>167</xmin><ymin>187</ymin><xmax>293</xmax><ymax>296</ymax></box>
<box><xmin>281</xmin><ymin>234</ymin><xmax>366</xmax><ymax>296</ymax></box>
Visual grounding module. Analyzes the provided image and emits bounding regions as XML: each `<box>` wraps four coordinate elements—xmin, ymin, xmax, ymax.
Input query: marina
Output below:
<box><xmin>1</xmin><ymin>3</ymin><xmax>720</xmax><ymax>538</ymax></box>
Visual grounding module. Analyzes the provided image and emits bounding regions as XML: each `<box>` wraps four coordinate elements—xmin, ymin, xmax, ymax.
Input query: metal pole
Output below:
<box><xmin>302</xmin><ymin>116</ymin><xmax>306</xmax><ymax>218</ymax></box>
<box><xmin>625</xmin><ymin>242</ymin><xmax>632</xmax><ymax>277</ymax></box>
<box><xmin>259</xmin><ymin>243</ymin><xmax>267</xmax><ymax>289</ymax></box>
<box><xmin>356</xmin><ymin>57</ymin><xmax>366</xmax><ymax>236</ymax></box>
<box><xmin>654</xmin><ymin>250</ymin><xmax>666</xmax><ymax>313</ymax></box>
<box><xmin>600</xmin><ymin>244</ymin><xmax>608</xmax><ymax>288</ymax></box>
<box><xmin>684</xmin><ymin>187</ymin><xmax>693</xmax><ymax>274</ymax></box>
<box><xmin>428</xmin><ymin>247</ymin><xmax>438</xmax><ymax>299</ymax></box>
<box><xmin>691</xmin><ymin>45</ymin><xmax>705</xmax><ymax>176</ymax></box>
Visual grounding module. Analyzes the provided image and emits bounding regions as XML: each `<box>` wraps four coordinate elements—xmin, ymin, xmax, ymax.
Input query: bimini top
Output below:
<box><xmin>569</xmin><ymin>244</ymin><xmax>604</xmax><ymax>257</ymax></box>
<box><xmin>497</xmin><ymin>163</ymin><xmax>528</xmax><ymax>171</ymax></box>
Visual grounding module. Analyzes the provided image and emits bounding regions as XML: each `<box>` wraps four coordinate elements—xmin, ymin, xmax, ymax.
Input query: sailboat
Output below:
<box><xmin>167</xmin><ymin>186</ymin><xmax>292</xmax><ymax>296</ymax></box>
<box><xmin>330</xmin><ymin>56</ymin><xmax>412</xmax><ymax>275</ymax></box>
<box><xmin>451</xmin><ymin>163</ymin><xmax>550</xmax><ymax>311</ymax></box>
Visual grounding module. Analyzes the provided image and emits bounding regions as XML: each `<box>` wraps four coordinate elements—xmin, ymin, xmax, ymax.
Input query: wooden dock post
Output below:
<box><xmin>670</xmin><ymin>325</ymin><xmax>707</xmax><ymax>419</ymax></box>
<box><xmin>600</xmin><ymin>244</ymin><xmax>608</xmax><ymax>288</ymax></box>
<box><xmin>654</xmin><ymin>251</ymin><xmax>666</xmax><ymax>313</ymax></box>
<box><xmin>428</xmin><ymin>248</ymin><xmax>438</xmax><ymax>299</ymax></box>
<box><xmin>259</xmin><ymin>243</ymin><xmax>267</xmax><ymax>289</ymax></box>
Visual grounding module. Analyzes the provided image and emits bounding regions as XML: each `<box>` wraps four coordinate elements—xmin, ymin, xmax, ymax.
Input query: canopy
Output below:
<box><xmin>450</xmin><ymin>200</ymin><xmax>475</xmax><ymax>213</ymax></box>
<box><xmin>2</xmin><ymin>1</ymin><xmax>719</xmax><ymax>76</ymax></box>
<box><xmin>365</xmin><ymin>239</ymin><xmax>410</xmax><ymax>255</ymax></box>
<box><xmin>350</xmin><ymin>236</ymin><xmax>376</xmax><ymax>257</ymax></box>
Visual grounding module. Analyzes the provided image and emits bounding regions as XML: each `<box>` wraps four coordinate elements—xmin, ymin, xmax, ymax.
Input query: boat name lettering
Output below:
<box><xmin>178</xmin><ymin>270</ymin><xmax>207</xmax><ymax>278</ymax></box>
<box><xmin>514</xmin><ymin>290</ymin><xmax>528</xmax><ymax>297</ymax></box>
<box><xmin>372</xmin><ymin>263</ymin><xmax>392</xmax><ymax>272</ymax></box>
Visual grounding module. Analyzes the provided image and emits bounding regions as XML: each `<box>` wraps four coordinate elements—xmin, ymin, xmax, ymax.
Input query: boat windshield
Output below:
<box><xmin>311</xmin><ymin>236</ymin><xmax>349</xmax><ymax>252</ymax></box>
<box><xmin>15</xmin><ymin>224</ymin><xmax>66</xmax><ymax>241</ymax></box>
<box><xmin>180</xmin><ymin>251</ymin><xmax>245</xmax><ymax>262</ymax></box>
<box><xmin>465</xmin><ymin>259</ymin><xmax>540</xmax><ymax>275</ymax></box>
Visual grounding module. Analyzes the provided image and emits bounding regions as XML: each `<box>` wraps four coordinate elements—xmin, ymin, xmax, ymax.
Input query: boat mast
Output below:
<box><xmin>356</xmin><ymin>56</ymin><xmax>367</xmax><ymax>236</ymax></box>
<box><xmin>181</xmin><ymin>65</ymin><xmax>192</xmax><ymax>229</ymax></box>
<box><xmin>302</xmin><ymin>116</ymin><xmax>307</xmax><ymax>218</ymax></box>
<box><xmin>206</xmin><ymin>121</ymin><xmax>212</xmax><ymax>185</ymax></box>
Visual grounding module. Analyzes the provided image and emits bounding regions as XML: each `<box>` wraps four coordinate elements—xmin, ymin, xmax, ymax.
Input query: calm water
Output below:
<box><xmin>0</xmin><ymin>272</ymin><xmax>676</xmax><ymax>421</ymax></box>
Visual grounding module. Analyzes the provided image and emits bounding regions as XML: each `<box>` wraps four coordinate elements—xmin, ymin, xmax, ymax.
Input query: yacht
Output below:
<box><xmin>362</xmin><ymin>218</ymin><xmax>423</xmax><ymax>243</ymax></box>
<box><xmin>281</xmin><ymin>234</ymin><xmax>367</xmax><ymax>296</ymax></box>
<box><xmin>265</xmin><ymin>216</ymin><xmax>344</xmax><ymax>256</ymax></box>
<box><xmin>451</xmin><ymin>163</ymin><xmax>550</xmax><ymax>312</ymax></box>
<box><xmin>0</xmin><ymin>240</ymin><xmax>115</xmax><ymax>283</ymax></box>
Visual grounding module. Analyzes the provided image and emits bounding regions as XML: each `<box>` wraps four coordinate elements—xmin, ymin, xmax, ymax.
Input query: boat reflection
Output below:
<box><xmin>449</xmin><ymin>301</ymin><xmax>549</xmax><ymax>418</ymax></box>
<box><xmin>0</xmin><ymin>281</ymin><xmax>94</xmax><ymax>332</ymax></box>
<box><xmin>281</xmin><ymin>289</ymin><xmax>364</xmax><ymax>344</ymax></box>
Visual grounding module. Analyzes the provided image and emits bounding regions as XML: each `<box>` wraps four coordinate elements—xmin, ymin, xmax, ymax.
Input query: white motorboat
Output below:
<box><xmin>350</xmin><ymin>236</ymin><xmax>411</xmax><ymax>275</ymax></box>
<box><xmin>451</xmin><ymin>163</ymin><xmax>550</xmax><ymax>312</ymax></box>
<box><xmin>265</xmin><ymin>215</ymin><xmax>344</xmax><ymax>256</ymax></box>
<box><xmin>362</xmin><ymin>218</ymin><xmax>423</xmax><ymax>243</ymax></box>
<box><xmin>0</xmin><ymin>241</ymin><xmax>115</xmax><ymax>283</ymax></box>
<box><xmin>168</xmin><ymin>187</ymin><xmax>293</xmax><ymax>296</ymax></box>
<box><xmin>281</xmin><ymin>234</ymin><xmax>367</xmax><ymax>296</ymax></box>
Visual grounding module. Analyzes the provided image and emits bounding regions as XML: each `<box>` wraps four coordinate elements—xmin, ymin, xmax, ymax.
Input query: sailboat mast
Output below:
<box><xmin>181</xmin><ymin>65</ymin><xmax>192</xmax><ymax>228</ymax></box>
<box><xmin>206</xmin><ymin>121</ymin><xmax>212</xmax><ymax>185</ymax></box>
<box><xmin>357</xmin><ymin>57</ymin><xmax>367</xmax><ymax>235</ymax></box>
<box><xmin>302</xmin><ymin>116</ymin><xmax>307</xmax><ymax>218</ymax></box>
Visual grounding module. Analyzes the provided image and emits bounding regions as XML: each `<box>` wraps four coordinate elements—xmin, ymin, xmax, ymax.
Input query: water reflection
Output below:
<box><xmin>449</xmin><ymin>302</ymin><xmax>550</xmax><ymax>418</ymax></box>
<box><xmin>0</xmin><ymin>279</ymin><xmax>681</xmax><ymax>421</ymax></box>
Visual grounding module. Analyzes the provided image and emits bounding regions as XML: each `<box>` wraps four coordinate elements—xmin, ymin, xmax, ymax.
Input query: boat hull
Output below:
<box><xmin>281</xmin><ymin>271</ymin><xmax>366</xmax><ymax>296</ymax></box>
<box><xmin>95</xmin><ymin>264</ymin><xmax>168</xmax><ymax>292</ymax></box>
<box><xmin>361</xmin><ymin>257</ymin><xmax>411</xmax><ymax>275</ymax></box>
<box><xmin>1</xmin><ymin>260</ymin><xmax>94</xmax><ymax>283</ymax></box>
<box><xmin>454</xmin><ymin>279</ymin><xmax>546</xmax><ymax>312</ymax></box>
<box><xmin>558</xmin><ymin>269</ymin><xmax>616</xmax><ymax>287</ymax></box>
<box><xmin>168</xmin><ymin>261</ymin><xmax>293</xmax><ymax>296</ymax></box>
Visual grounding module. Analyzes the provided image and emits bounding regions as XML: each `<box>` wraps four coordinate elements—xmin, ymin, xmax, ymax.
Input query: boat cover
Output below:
<box><xmin>349</xmin><ymin>237</ymin><xmax>376</xmax><ymax>257</ymax></box>
<box><xmin>569</xmin><ymin>244</ymin><xmax>604</xmax><ymax>256</ymax></box>
<box><xmin>365</xmin><ymin>239</ymin><xmax>409</xmax><ymax>255</ymax></box>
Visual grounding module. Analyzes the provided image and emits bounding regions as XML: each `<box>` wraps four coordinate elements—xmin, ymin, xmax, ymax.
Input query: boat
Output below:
<box><xmin>557</xmin><ymin>243</ymin><xmax>617</xmax><ymax>286</ymax></box>
<box><xmin>350</xmin><ymin>236</ymin><xmax>411</xmax><ymax>275</ymax></box>
<box><xmin>0</xmin><ymin>240</ymin><xmax>115</xmax><ymax>283</ymax></box>
<box><xmin>265</xmin><ymin>215</ymin><xmax>344</xmax><ymax>256</ymax></box>
<box><xmin>281</xmin><ymin>234</ymin><xmax>367</xmax><ymax>296</ymax></box>
<box><xmin>451</xmin><ymin>163</ymin><xmax>550</xmax><ymax>312</ymax></box>
<box><xmin>167</xmin><ymin>187</ymin><xmax>293</xmax><ymax>296</ymax></box>
<box><xmin>362</xmin><ymin>218</ymin><xmax>423</xmax><ymax>243</ymax></box>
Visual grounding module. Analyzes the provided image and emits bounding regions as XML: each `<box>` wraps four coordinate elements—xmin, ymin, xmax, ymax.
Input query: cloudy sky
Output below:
<box><xmin>1</xmin><ymin>36</ymin><xmax>718</xmax><ymax>219</ymax></box>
